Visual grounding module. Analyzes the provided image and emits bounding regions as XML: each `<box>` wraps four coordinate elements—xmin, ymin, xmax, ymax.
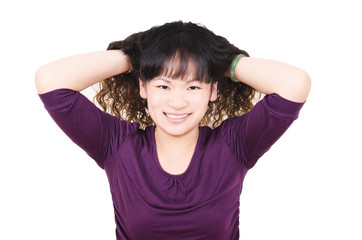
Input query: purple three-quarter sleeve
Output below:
<box><xmin>221</xmin><ymin>93</ymin><xmax>305</xmax><ymax>169</ymax></box>
<box><xmin>38</xmin><ymin>89</ymin><xmax>139</xmax><ymax>169</ymax></box>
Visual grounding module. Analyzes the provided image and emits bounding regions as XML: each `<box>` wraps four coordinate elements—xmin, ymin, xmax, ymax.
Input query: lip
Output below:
<box><xmin>164</xmin><ymin>112</ymin><xmax>191</xmax><ymax>122</ymax></box>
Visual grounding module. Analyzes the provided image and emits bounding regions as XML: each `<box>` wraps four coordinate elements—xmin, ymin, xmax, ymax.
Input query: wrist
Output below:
<box><xmin>229</xmin><ymin>54</ymin><xmax>247</xmax><ymax>82</ymax></box>
<box><xmin>106</xmin><ymin>50</ymin><xmax>132</xmax><ymax>75</ymax></box>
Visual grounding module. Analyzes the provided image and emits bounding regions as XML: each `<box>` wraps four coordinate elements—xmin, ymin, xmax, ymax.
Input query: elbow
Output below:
<box><xmin>35</xmin><ymin>66</ymin><xmax>52</xmax><ymax>94</ymax></box>
<box><xmin>278</xmin><ymin>70</ymin><xmax>311</xmax><ymax>103</ymax></box>
<box><xmin>295</xmin><ymin>71</ymin><xmax>311</xmax><ymax>102</ymax></box>
<box><xmin>35</xmin><ymin>67</ymin><xmax>43</xmax><ymax>93</ymax></box>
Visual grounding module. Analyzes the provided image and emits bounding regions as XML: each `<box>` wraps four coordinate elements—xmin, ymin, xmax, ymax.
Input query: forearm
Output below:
<box><xmin>235</xmin><ymin>57</ymin><xmax>311</xmax><ymax>102</ymax></box>
<box><xmin>35</xmin><ymin>50</ymin><xmax>131</xmax><ymax>94</ymax></box>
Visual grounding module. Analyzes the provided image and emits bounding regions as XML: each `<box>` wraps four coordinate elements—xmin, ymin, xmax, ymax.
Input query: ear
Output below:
<box><xmin>139</xmin><ymin>79</ymin><xmax>147</xmax><ymax>99</ymax></box>
<box><xmin>209</xmin><ymin>82</ymin><xmax>218</xmax><ymax>102</ymax></box>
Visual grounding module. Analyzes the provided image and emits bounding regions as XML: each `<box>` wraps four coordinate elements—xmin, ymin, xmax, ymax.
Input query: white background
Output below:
<box><xmin>1</xmin><ymin>0</ymin><xmax>361</xmax><ymax>239</ymax></box>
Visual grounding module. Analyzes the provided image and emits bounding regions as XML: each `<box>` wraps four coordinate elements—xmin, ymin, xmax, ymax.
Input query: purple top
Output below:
<box><xmin>39</xmin><ymin>89</ymin><xmax>304</xmax><ymax>239</ymax></box>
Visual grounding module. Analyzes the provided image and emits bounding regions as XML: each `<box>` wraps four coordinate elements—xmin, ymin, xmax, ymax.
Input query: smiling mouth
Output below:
<box><xmin>164</xmin><ymin>113</ymin><xmax>191</xmax><ymax>119</ymax></box>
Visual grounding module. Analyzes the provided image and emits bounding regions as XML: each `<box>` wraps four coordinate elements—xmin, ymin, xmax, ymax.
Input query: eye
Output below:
<box><xmin>158</xmin><ymin>85</ymin><xmax>169</xmax><ymax>90</ymax></box>
<box><xmin>188</xmin><ymin>86</ymin><xmax>200</xmax><ymax>90</ymax></box>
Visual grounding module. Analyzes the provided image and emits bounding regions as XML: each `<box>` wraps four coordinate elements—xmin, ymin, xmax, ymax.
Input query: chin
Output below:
<box><xmin>156</xmin><ymin>124</ymin><xmax>199</xmax><ymax>138</ymax></box>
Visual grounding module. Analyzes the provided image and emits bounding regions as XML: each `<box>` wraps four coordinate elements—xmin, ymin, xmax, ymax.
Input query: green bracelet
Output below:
<box><xmin>229</xmin><ymin>54</ymin><xmax>246</xmax><ymax>82</ymax></box>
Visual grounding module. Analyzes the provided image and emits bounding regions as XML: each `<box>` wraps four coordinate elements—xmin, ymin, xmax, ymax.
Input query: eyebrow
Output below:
<box><xmin>154</xmin><ymin>77</ymin><xmax>199</xmax><ymax>83</ymax></box>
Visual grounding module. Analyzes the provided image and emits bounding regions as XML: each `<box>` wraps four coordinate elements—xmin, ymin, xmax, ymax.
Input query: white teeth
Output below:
<box><xmin>165</xmin><ymin>113</ymin><xmax>189</xmax><ymax>119</ymax></box>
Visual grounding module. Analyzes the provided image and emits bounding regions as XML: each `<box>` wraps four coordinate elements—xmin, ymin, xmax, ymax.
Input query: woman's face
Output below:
<box><xmin>139</xmin><ymin>74</ymin><xmax>218</xmax><ymax>138</ymax></box>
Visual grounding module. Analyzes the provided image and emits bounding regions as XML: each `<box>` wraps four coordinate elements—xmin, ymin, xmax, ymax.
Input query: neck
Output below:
<box><xmin>154</xmin><ymin>127</ymin><xmax>199</xmax><ymax>154</ymax></box>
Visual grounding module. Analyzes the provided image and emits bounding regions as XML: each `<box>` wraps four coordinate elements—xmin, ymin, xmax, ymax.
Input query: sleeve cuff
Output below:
<box><xmin>264</xmin><ymin>93</ymin><xmax>305</xmax><ymax>119</ymax></box>
<box><xmin>38</xmin><ymin>88</ymin><xmax>78</xmax><ymax>112</ymax></box>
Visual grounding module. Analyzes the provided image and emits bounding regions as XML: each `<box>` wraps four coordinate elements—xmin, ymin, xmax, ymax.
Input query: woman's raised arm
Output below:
<box><xmin>234</xmin><ymin>57</ymin><xmax>311</xmax><ymax>103</ymax></box>
<box><xmin>35</xmin><ymin>50</ymin><xmax>131</xmax><ymax>94</ymax></box>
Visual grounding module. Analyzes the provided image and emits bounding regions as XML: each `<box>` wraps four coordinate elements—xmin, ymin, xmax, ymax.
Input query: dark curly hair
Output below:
<box><xmin>95</xmin><ymin>21</ymin><xmax>259</xmax><ymax>129</ymax></box>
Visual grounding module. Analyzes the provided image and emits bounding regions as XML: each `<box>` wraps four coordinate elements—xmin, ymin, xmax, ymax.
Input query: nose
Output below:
<box><xmin>167</xmin><ymin>90</ymin><xmax>188</xmax><ymax>110</ymax></box>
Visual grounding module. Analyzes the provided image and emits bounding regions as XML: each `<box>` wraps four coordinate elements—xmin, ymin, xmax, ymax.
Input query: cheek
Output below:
<box><xmin>146</xmin><ymin>93</ymin><xmax>163</xmax><ymax>111</ymax></box>
<box><xmin>196</xmin><ymin>93</ymin><xmax>213</xmax><ymax>106</ymax></box>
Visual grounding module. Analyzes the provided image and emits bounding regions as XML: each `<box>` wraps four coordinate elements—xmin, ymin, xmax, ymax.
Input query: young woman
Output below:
<box><xmin>36</xmin><ymin>21</ymin><xmax>311</xmax><ymax>239</ymax></box>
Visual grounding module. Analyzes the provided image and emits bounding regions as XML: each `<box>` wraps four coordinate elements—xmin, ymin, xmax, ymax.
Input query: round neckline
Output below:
<box><xmin>150</xmin><ymin>126</ymin><xmax>203</xmax><ymax>179</ymax></box>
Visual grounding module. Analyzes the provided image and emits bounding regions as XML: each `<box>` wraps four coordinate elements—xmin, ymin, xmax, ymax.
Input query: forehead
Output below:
<box><xmin>140</xmin><ymin>49</ymin><xmax>211</xmax><ymax>83</ymax></box>
<box><xmin>153</xmin><ymin>76</ymin><xmax>201</xmax><ymax>83</ymax></box>
<box><xmin>160</xmin><ymin>57</ymin><xmax>197</xmax><ymax>79</ymax></box>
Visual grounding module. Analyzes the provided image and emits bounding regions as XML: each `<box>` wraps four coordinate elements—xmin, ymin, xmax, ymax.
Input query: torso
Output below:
<box><xmin>105</xmin><ymin>125</ymin><xmax>247</xmax><ymax>239</ymax></box>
